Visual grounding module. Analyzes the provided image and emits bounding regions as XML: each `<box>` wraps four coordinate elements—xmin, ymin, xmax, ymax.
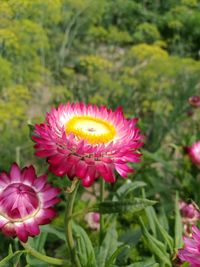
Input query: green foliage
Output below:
<box><xmin>0</xmin><ymin>56</ymin><xmax>12</xmax><ymax>89</ymax></box>
<box><xmin>97</xmin><ymin>222</ymin><xmax>119</xmax><ymax>267</ymax></box>
<box><xmin>95</xmin><ymin>199</ymin><xmax>156</xmax><ymax>214</ymax></box>
<box><xmin>0</xmin><ymin>245</ymin><xmax>25</xmax><ymax>267</ymax></box>
<box><xmin>133</xmin><ymin>23</ymin><xmax>161</xmax><ymax>44</ymax></box>
<box><xmin>73</xmin><ymin>223</ymin><xmax>96</xmax><ymax>267</ymax></box>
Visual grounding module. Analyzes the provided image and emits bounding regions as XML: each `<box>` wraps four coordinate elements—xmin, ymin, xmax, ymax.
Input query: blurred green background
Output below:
<box><xmin>0</xmin><ymin>0</ymin><xmax>200</xmax><ymax>168</ymax></box>
<box><xmin>1</xmin><ymin>0</ymin><xmax>200</xmax><ymax>170</ymax></box>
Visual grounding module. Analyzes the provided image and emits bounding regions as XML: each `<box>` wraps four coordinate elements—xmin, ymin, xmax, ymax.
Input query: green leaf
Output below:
<box><xmin>0</xmin><ymin>245</ymin><xmax>25</xmax><ymax>267</ymax></box>
<box><xmin>72</xmin><ymin>223</ymin><xmax>96</xmax><ymax>267</ymax></box>
<box><xmin>127</xmin><ymin>263</ymin><xmax>159</xmax><ymax>267</ymax></box>
<box><xmin>175</xmin><ymin>192</ymin><xmax>183</xmax><ymax>250</ymax></box>
<box><xmin>97</xmin><ymin>222</ymin><xmax>118</xmax><ymax>267</ymax></box>
<box><xmin>145</xmin><ymin>206</ymin><xmax>174</xmax><ymax>254</ymax></box>
<box><xmin>25</xmin><ymin>256</ymin><xmax>50</xmax><ymax>267</ymax></box>
<box><xmin>95</xmin><ymin>198</ymin><xmax>157</xmax><ymax>214</ymax></box>
<box><xmin>28</xmin><ymin>123</ymin><xmax>35</xmax><ymax>139</ymax></box>
<box><xmin>40</xmin><ymin>225</ymin><xmax>66</xmax><ymax>242</ymax></box>
<box><xmin>26</xmin><ymin>232</ymin><xmax>49</xmax><ymax>266</ymax></box>
<box><xmin>114</xmin><ymin>181</ymin><xmax>147</xmax><ymax>200</ymax></box>
<box><xmin>105</xmin><ymin>244</ymin><xmax>130</xmax><ymax>267</ymax></box>
<box><xmin>139</xmin><ymin>218</ymin><xmax>171</xmax><ymax>266</ymax></box>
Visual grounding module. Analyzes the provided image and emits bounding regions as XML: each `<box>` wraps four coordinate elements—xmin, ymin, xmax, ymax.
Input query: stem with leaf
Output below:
<box><xmin>64</xmin><ymin>178</ymin><xmax>81</xmax><ymax>267</ymax></box>
<box><xmin>21</xmin><ymin>242</ymin><xmax>65</xmax><ymax>265</ymax></box>
<box><xmin>100</xmin><ymin>178</ymin><xmax>105</xmax><ymax>244</ymax></box>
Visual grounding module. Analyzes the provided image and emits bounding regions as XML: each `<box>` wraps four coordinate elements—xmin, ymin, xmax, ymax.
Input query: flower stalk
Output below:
<box><xmin>99</xmin><ymin>178</ymin><xmax>105</xmax><ymax>244</ymax></box>
<box><xmin>64</xmin><ymin>178</ymin><xmax>81</xmax><ymax>267</ymax></box>
<box><xmin>21</xmin><ymin>242</ymin><xmax>65</xmax><ymax>265</ymax></box>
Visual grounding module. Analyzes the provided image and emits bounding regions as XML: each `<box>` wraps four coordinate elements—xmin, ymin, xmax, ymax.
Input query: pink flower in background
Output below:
<box><xmin>179</xmin><ymin>201</ymin><xmax>200</xmax><ymax>236</ymax></box>
<box><xmin>85</xmin><ymin>212</ymin><xmax>100</xmax><ymax>230</ymax></box>
<box><xmin>0</xmin><ymin>163</ymin><xmax>60</xmax><ymax>242</ymax></box>
<box><xmin>187</xmin><ymin>141</ymin><xmax>200</xmax><ymax>167</ymax></box>
<box><xmin>33</xmin><ymin>103</ymin><xmax>143</xmax><ymax>187</ymax></box>
<box><xmin>178</xmin><ymin>225</ymin><xmax>200</xmax><ymax>267</ymax></box>
<box><xmin>188</xmin><ymin>96</ymin><xmax>200</xmax><ymax>108</ymax></box>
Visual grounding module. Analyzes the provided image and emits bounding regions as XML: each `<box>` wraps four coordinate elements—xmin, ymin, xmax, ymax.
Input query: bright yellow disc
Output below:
<box><xmin>65</xmin><ymin>116</ymin><xmax>116</xmax><ymax>144</ymax></box>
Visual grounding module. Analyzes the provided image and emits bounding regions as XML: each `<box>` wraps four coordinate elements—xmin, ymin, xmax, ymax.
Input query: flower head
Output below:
<box><xmin>0</xmin><ymin>163</ymin><xmax>60</xmax><ymax>242</ymax></box>
<box><xmin>187</xmin><ymin>141</ymin><xmax>200</xmax><ymax>168</ymax></box>
<box><xmin>179</xmin><ymin>201</ymin><xmax>200</xmax><ymax>236</ymax></box>
<box><xmin>188</xmin><ymin>96</ymin><xmax>200</xmax><ymax>108</ymax></box>
<box><xmin>178</xmin><ymin>225</ymin><xmax>200</xmax><ymax>267</ymax></box>
<box><xmin>180</xmin><ymin>201</ymin><xmax>200</xmax><ymax>221</ymax></box>
<box><xmin>85</xmin><ymin>212</ymin><xmax>100</xmax><ymax>230</ymax></box>
<box><xmin>33</xmin><ymin>103</ymin><xmax>143</xmax><ymax>187</ymax></box>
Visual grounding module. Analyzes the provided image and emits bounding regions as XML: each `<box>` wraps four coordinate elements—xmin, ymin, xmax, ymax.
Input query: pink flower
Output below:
<box><xmin>33</xmin><ymin>103</ymin><xmax>143</xmax><ymax>187</ymax></box>
<box><xmin>179</xmin><ymin>201</ymin><xmax>200</xmax><ymax>236</ymax></box>
<box><xmin>188</xmin><ymin>96</ymin><xmax>200</xmax><ymax>108</ymax></box>
<box><xmin>85</xmin><ymin>212</ymin><xmax>100</xmax><ymax>230</ymax></box>
<box><xmin>178</xmin><ymin>225</ymin><xmax>200</xmax><ymax>267</ymax></box>
<box><xmin>187</xmin><ymin>141</ymin><xmax>200</xmax><ymax>167</ymax></box>
<box><xmin>0</xmin><ymin>163</ymin><xmax>60</xmax><ymax>242</ymax></box>
<box><xmin>180</xmin><ymin>201</ymin><xmax>200</xmax><ymax>220</ymax></box>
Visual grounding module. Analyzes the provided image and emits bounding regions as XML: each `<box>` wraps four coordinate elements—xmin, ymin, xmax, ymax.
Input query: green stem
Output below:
<box><xmin>21</xmin><ymin>242</ymin><xmax>65</xmax><ymax>266</ymax></box>
<box><xmin>65</xmin><ymin>179</ymin><xmax>81</xmax><ymax>267</ymax></box>
<box><xmin>100</xmin><ymin>178</ymin><xmax>105</xmax><ymax>244</ymax></box>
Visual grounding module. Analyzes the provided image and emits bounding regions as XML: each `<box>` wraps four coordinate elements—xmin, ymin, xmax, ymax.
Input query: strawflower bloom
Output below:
<box><xmin>85</xmin><ymin>212</ymin><xmax>100</xmax><ymax>230</ymax></box>
<box><xmin>188</xmin><ymin>96</ymin><xmax>200</xmax><ymax>108</ymax></box>
<box><xmin>186</xmin><ymin>141</ymin><xmax>200</xmax><ymax>168</ymax></box>
<box><xmin>0</xmin><ymin>163</ymin><xmax>60</xmax><ymax>242</ymax></box>
<box><xmin>33</xmin><ymin>103</ymin><xmax>143</xmax><ymax>187</ymax></box>
<box><xmin>179</xmin><ymin>201</ymin><xmax>200</xmax><ymax>236</ymax></box>
<box><xmin>178</xmin><ymin>225</ymin><xmax>200</xmax><ymax>267</ymax></box>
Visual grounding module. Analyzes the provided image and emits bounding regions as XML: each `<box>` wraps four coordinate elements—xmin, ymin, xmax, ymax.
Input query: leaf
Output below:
<box><xmin>97</xmin><ymin>222</ymin><xmax>118</xmax><ymax>267</ymax></box>
<box><xmin>127</xmin><ymin>263</ymin><xmax>159</xmax><ymax>267</ymax></box>
<box><xmin>105</xmin><ymin>244</ymin><xmax>130</xmax><ymax>267</ymax></box>
<box><xmin>26</xmin><ymin>232</ymin><xmax>49</xmax><ymax>266</ymax></box>
<box><xmin>114</xmin><ymin>181</ymin><xmax>147</xmax><ymax>200</ymax></box>
<box><xmin>40</xmin><ymin>225</ymin><xmax>66</xmax><ymax>242</ymax></box>
<box><xmin>95</xmin><ymin>198</ymin><xmax>157</xmax><ymax>214</ymax></box>
<box><xmin>0</xmin><ymin>245</ymin><xmax>25</xmax><ymax>267</ymax></box>
<box><xmin>117</xmin><ymin>228</ymin><xmax>141</xmax><ymax>264</ymax></box>
<box><xmin>28</xmin><ymin>123</ymin><xmax>35</xmax><ymax>139</ymax></box>
<box><xmin>139</xmin><ymin>218</ymin><xmax>171</xmax><ymax>266</ymax></box>
<box><xmin>72</xmin><ymin>223</ymin><xmax>96</xmax><ymax>267</ymax></box>
<box><xmin>175</xmin><ymin>192</ymin><xmax>183</xmax><ymax>250</ymax></box>
<box><xmin>145</xmin><ymin>206</ymin><xmax>174</xmax><ymax>254</ymax></box>
<box><xmin>25</xmin><ymin>256</ymin><xmax>50</xmax><ymax>267</ymax></box>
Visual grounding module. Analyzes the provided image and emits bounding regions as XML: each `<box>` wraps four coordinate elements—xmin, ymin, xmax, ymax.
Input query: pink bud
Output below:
<box><xmin>188</xmin><ymin>96</ymin><xmax>200</xmax><ymax>108</ymax></box>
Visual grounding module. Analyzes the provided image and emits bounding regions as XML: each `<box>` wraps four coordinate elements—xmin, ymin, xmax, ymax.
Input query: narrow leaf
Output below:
<box><xmin>114</xmin><ymin>181</ymin><xmax>146</xmax><ymax>200</ymax></box>
<box><xmin>95</xmin><ymin>198</ymin><xmax>156</xmax><ymax>214</ymax></box>
<box><xmin>28</xmin><ymin>123</ymin><xmax>35</xmax><ymax>138</ymax></box>
<box><xmin>175</xmin><ymin>192</ymin><xmax>183</xmax><ymax>250</ymax></box>
<box><xmin>145</xmin><ymin>206</ymin><xmax>174</xmax><ymax>254</ymax></box>
<box><xmin>139</xmin><ymin>218</ymin><xmax>171</xmax><ymax>266</ymax></box>
<box><xmin>72</xmin><ymin>223</ymin><xmax>96</xmax><ymax>267</ymax></box>
<box><xmin>41</xmin><ymin>225</ymin><xmax>66</xmax><ymax>242</ymax></box>
<box><xmin>97</xmin><ymin>222</ymin><xmax>118</xmax><ymax>267</ymax></box>
<box><xmin>105</xmin><ymin>244</ymin><xmax>129</xmax><ymax>267</ymax></box>
<box><xmin>0</xmin><ymin>250</ymin><xmax>25</xmax><ymax>267</ymax></box>
<box><xmin>127</xmin><ymin>263</ymin><xmax>159</xmax><ymax>267</ymax></box>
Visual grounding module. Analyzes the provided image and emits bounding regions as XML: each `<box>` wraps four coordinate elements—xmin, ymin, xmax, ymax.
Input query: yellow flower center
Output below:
<box><xmin>65</xmin><ymin>116</ymin><xmax>116</xmax><ymax>144</ymax></box>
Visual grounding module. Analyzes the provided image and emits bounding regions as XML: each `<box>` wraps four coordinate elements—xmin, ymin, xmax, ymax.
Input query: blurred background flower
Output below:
<box><xmin>187</xmin><ymin>141</ymin><xmax>200</xmax><ymax>168</ymax></box>
<box><xmin>85</xmin><ymin>212</ymin><xmax>100</xmax><ymax>230</ymax></box>
<box><xmin>188</xmin><ymin>96</ymin><xmax>200</xmax><ymax>108</ymax></box>
<box><xmin>179</xmin><ymin>200</ymin><xmax>200</xmax><ymax>236</ymax></box>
